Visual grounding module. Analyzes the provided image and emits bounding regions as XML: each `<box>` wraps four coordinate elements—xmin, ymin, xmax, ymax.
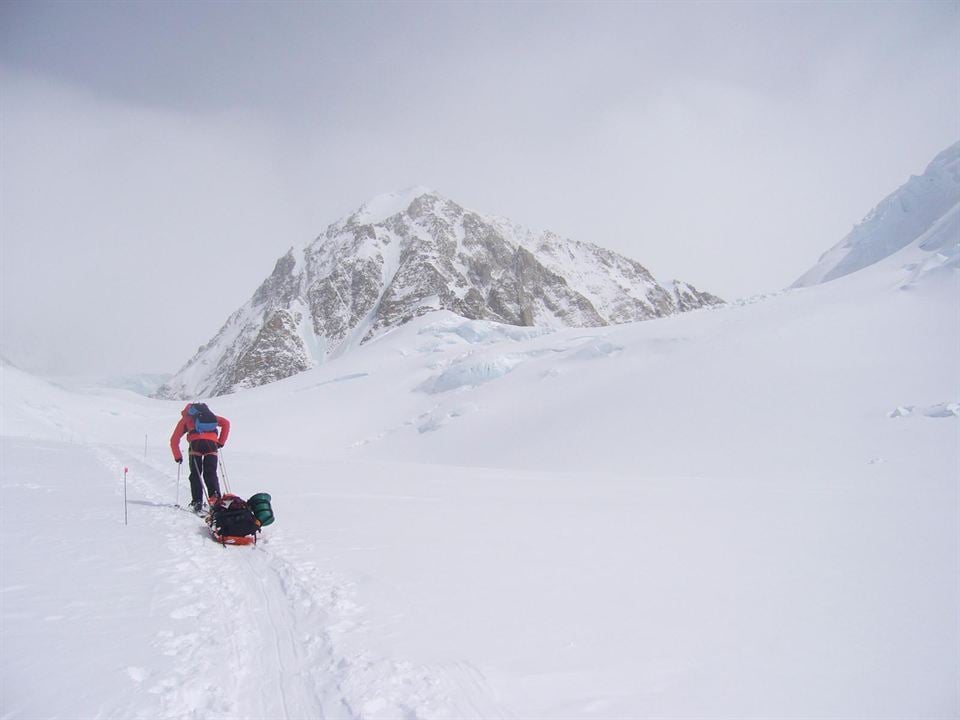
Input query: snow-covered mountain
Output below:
<box><xmin>794</xmin><ymin>141</ymin><xmax>960</xmax><ymax>287</ymax></box>
<box><xmin>157</xmin><ymin>188</ymin><xmax>722</xmax><ymax>399</ymax></box>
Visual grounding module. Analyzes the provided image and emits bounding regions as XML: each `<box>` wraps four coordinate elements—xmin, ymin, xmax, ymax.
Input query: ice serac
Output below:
<box><xmin>794</xmin><ymin>141</ymin><xmax>960</xmax><ymax>287</ymax></box>
<box><xmin>156</xmin><ymin>189</ymin><xmax>723</xmax><ymax>398</ymax></box>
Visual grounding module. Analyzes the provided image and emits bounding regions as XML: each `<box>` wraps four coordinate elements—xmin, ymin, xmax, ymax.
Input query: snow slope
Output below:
<box><xmin>1</xmin><ymin>228</ymin><xmax>957</xmax><ymax>718</ymax></box>
<box><xmin>350</xmin><ymin>186</ymin><xmax>436</xmax><ymax>225</ymax></box>
<box><xmin>794</xmin><ymin>140</ymin><xmax>960</xmax><ymax>287</ymax></box>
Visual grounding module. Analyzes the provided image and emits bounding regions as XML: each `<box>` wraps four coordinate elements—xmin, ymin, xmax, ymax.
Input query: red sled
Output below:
<box><xmin>211</xmin><ymin>530</ymin><xmax>257</xmax><ymax>546</ymax></box>
<box><xmin>206</xmin><ymin>493</ymin><xmax>261</xmax><ymax>547</ymax></box>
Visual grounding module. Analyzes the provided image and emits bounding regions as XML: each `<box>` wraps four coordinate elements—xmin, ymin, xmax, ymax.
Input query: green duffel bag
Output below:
<box><xmin>247</xmin><ymin>492</ymin><xmax>275</xmax><ymax>526</ymax></box>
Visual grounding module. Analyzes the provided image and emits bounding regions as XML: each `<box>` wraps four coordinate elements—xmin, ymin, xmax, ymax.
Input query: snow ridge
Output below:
<box><xmin>794</xmin><ymin>141</ymin><xmax>960</xmax><ymax>287</ymax></box>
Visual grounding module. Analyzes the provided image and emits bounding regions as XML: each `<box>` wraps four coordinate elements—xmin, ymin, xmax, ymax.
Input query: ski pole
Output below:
<box><xmin>175</xmin><ymin>462</ymin><xmax>181</xmax><ymax>508</ymax></box>
<box><xmin>218</xmin><ymin>447</ymin><xmax>231</xmax><ymax>494</ymax></box>
<box><xmin>123</xmin><ymin>467</ymin><xmax>129</xmax><ymax>526</ymax></box>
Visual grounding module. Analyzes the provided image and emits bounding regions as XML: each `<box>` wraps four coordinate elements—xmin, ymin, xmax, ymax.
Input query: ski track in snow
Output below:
<box><xmin>82</xmin><ymin>444</ymin><xmax>504</xmax><ymax>719</ymax></box>
<box><xmin>97</xmin><ymin>447</ymin><xmax>331</xmax><ymax>719</ymax></box>
<box><xmin>90</xmin><ymin>444</ymin><xmax>342</xmax><ymax>719</ymax></box>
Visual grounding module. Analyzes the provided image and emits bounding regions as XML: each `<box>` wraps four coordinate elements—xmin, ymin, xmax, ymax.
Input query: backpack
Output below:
<box><xmin>210</xmin><ymin>495</ymin><xmax>259</xmax><ymax>538</ymax></box>
<box><xmin>188</xmin><ymin>402</ymin><xmax>219</xmax><ymax>433</ymax></box>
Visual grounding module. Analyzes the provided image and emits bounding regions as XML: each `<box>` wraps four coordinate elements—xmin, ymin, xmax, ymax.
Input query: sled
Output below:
<box><xmin>206</xmin><ymin>493</ymin><xmax>260</xmax><ymax>547</ymax></box>
<box><xmin>211</xmin><ymin>530</ymin><xmax>258</xmax><ymax>547</ymax></box>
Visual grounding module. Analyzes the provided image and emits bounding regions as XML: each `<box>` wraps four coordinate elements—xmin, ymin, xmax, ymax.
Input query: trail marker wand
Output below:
<box><xmin>123</xmin><ymin>467</ymin><xmax>129</xmax><ymax>526</ymax></box>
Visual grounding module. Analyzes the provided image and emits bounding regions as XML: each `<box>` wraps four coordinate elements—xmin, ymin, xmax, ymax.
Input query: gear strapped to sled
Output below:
<box><xmin>206</xmin><ymin>494</ymin><xmax>264</xmax><ymax>546</ymax></box>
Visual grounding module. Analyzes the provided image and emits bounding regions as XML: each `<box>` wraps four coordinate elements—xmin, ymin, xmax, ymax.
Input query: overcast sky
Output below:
<box><xmin>1</xmin><ymin>1</ymin><xmax>958</xmax><ymax>376</ymax></box>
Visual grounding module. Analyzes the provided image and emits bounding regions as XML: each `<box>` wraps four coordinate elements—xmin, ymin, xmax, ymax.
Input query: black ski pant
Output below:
<box><xmin>188</xmin><ymin>446</ymin><xmax>221</xmax><ymax>504</ymax></box>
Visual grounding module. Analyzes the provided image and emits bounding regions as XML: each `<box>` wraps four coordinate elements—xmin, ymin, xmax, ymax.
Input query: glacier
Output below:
<box><xmin>1</xmin><ymin>217</ymin><xmax>957</xmax><ymax>718</ymax></box>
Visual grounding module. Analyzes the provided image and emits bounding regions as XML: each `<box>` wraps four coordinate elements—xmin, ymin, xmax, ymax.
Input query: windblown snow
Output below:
<box><xmin>1</xmin><ymin>210</ymin><xmax>957</xmax><ymax>717</ymax></box>
<box><xmin>352</xmin><ymin>186</ymin><xmax>437</xmax><ymax>225</ymax></box>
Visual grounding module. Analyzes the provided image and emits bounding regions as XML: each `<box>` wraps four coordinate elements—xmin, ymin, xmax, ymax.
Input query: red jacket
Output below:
<box><xmin>170</xmin><ymin>404</ymin><xmax>231</xmax><ymax>462</ymax></box>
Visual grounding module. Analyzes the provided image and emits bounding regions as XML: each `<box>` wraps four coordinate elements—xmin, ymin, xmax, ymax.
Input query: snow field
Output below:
<box><xmin>1</xmin><ymin>437</ymin><xmax>349</xmax><ymax>719</ymax></box>
<box><xmin>1</xmin><ymin>226</ymin><xmax>957</xmax><ymax>717</ymax></box>
<box><xmin>0</xmin><ymin>430</ymin><xmax>520</xmax><ymax>718</ymax></box>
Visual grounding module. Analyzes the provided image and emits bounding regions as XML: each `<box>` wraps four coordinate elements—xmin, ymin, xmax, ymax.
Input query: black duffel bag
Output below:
<box><xmin>210</xmin><ymin>495</ymin><xmax>259</xmax><ymax>537</ymax></box>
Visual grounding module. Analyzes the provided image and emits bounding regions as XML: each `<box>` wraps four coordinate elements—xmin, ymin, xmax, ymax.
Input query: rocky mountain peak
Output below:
<box><xmin>345</xmin><ymin>186</ymin><xmax>437</xmax><ymax>227</ymax></box>
<box><xmin>156</xmin><ymin>190</ymin><xmax>723</xmax><ymax>399</ymax></box>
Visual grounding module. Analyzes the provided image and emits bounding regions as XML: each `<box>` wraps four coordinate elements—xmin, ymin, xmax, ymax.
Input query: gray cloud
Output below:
<box><xmin>2</xmin><ymin>1</ymin><xmax>957</xmax><ymax>375</ymax></box>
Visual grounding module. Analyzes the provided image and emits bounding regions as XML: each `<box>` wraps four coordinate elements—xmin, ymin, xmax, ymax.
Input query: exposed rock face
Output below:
<box><xmin>219</xmin><ymin>309</ymin><xmax>309</xmax><ymax>392</ymax></box>
<box><xmin>156</xmin><ymin>189</ymin><xmax>723</xmax><ymax>399</ymax></box>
